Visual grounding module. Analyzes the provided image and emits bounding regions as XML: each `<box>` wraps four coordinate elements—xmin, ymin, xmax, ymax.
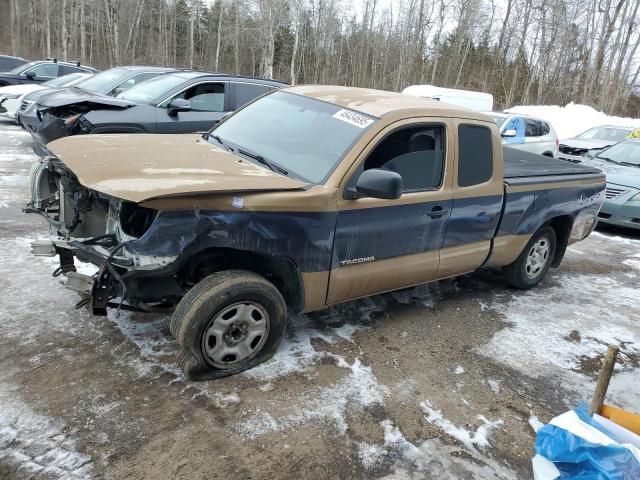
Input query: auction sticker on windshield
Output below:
<box><xmin>332</xmin><ymin>109</ymin><xmax>374</xmax><ymax>129</ymax></box>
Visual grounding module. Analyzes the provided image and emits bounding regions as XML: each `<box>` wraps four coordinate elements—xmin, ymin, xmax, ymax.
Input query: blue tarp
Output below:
<box><xmin>534</xmin><ymin>405</ymin><xmax>640</xmax><ymax>480</ymax></box>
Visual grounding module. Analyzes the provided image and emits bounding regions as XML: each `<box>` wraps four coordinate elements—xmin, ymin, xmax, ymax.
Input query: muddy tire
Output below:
<box><xmin>170</xmin><ymin>270</ymin><xmax>287</xmax><ymax>381</ymax></box>
<box><xmin>503</xmin><ymin>226</ymin><xmax>556</xmax><ymax>289</ymax></box>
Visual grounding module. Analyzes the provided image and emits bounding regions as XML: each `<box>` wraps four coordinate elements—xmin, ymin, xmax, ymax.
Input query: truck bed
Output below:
<box><xmin>503</xmin><ymin>147</ymin><xmax>603</xmax><ymax>185</ymax></box>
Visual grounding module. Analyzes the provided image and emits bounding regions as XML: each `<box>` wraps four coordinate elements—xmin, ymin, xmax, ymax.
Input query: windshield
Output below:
<box><xmin>577</xmin><ymin>126</ymin><xmax>632</xmax><ymax>142</ymax></box>
<box><xmin>210</xmin><ymin>91</ymin><xmax>377</xmax><ymax>183</ymax></box>
<box><xmin>596</xmin><ymin>140</ymin><xmax>640</xmax><ymax>167</ymax></box>
<box><xmin>492</xmin><ymin>115</ymin><xmax>507</xmax><ymax>128</ymax></box>
<box><xmin>116</xmin><ymin>74</ymin><xmax>185</xmax><ymax>103</ymax></box>
<box><xmin>74</xmin><ymin>68</ymin><xmax>131</xmax><ymax>94</ymax></box>
<box><xmin>43</xmin><ymin>73</ymin><xmax>85</xmax><ymax>88</ymax></box>
<box><xmin>9</xmin><ymin>61</ymin><xmax>37</xmax><ymax>74</ymax></box>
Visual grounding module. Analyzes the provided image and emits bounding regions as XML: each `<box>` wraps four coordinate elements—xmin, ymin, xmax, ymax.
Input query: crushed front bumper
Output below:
<box><xmin>31</xmin><ymin>237</ymin><xmax>130</xmax><ymax>315</ymax></box>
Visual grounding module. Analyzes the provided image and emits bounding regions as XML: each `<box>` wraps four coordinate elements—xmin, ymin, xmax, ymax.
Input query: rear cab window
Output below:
<box><xmin>458</xmin><ymin>124</ymin><xmax>493</xmax><ymax>187</ymax></box>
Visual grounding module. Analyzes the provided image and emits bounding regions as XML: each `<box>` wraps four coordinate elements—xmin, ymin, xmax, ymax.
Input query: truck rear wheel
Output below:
<box><xmin>503</xmin><ymin>226</ymin><xmax>556</xmax><ymax>289</ymax></box>
<box><xmin>170</xmin><ymin>270</ymin><xmax>287</xmax><ymax>380</ymax></box>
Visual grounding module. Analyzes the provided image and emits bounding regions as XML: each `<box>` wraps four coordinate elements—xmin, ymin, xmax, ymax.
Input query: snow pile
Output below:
<box><xmin>420</xmin><ymin>401</ymin><xmax>503</xmax><ymax>449</ymax></box>
<box><xmin>506</xmin><ymin>103</ymin><xmax>640</xmax><ymax>139</ymax></box>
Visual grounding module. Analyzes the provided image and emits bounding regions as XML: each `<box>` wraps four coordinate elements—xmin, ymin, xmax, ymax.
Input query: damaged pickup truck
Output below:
<box><xmin>27</xmin><ymin>86</ymin><xmax>606</xmax><ymax>380</ymax></box>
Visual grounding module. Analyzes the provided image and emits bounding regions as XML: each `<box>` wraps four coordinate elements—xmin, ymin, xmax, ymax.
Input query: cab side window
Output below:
<box><xmin>60</xmin><ymin>65</ymin><xmax>86</xmax><ymax>75</ymax></box>
<box><xmin>363</xmin><ymin>125</ymin><xmax>445</xmax><ymax>192</ymax></box>
<box><xmin>525</xmin><ymin>119</ymin><xmax>545</xmax><ymax>137</ymax></box>
<box><xmin>174</xmin><ymin>83</ymin><xmax>225</xmax><ymax>112</ymax></box>
<box><xmin>25</xmin><ymin>63</ymin><xmax>59</xmax><ymax>78</ymax></box>
<box><xmin>458</xmin><ymin>124</ymin><xmax>493</xmax><ymax>187</ymax></box>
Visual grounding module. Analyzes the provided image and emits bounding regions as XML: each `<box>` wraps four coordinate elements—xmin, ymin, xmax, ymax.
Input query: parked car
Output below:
<box><xmin>557</xmin><ymin>125</ymin><xmax>635</xmax><ymax>163</ymax></box>
<box><xmin>22</xmin><ymin>66</ymin><xmax>175</xmax><ymax>150</ymax></box>
<box><xmin>30</xmin><ymin>71</ymin><xmax>286</xmax><ymax>154</ymax></box>
<box><xmin>403</xmin><ymin>84</ymin><xmax>493</xmax><ymax>111</ymax></box>
<box><xmin>27</xmin><ymin>86</ymin><xmax>605</xmax><ymax>380</ymax></box>
<box><xmin>490</xmin><ymin>112</ymin><xmax>559</xmax><ymax>157</ymax></box>
<box><xmin>0</xmin><ymin>54</ymin><xmax>28</xmax><ymax>71</ymax></box>
<box><xmin>581</xmin><ymin>139</ymin><xmax>640</xmax><ymax>230</ymax></box>
<box><xmin>0</xmin><ymin>72</ymin><xmax>91</xmax><ymax>122</ymax></box>
<box><xmin>0</xmin><ymin>58</ymin><xmax>97</xmax><ymax>86</ymax></box>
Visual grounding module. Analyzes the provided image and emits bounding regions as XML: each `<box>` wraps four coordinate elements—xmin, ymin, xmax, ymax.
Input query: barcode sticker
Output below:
<box><xmin>332</xmin><ymin>109</ymin><xmax>374</xmax><ymax>129</ymax></box>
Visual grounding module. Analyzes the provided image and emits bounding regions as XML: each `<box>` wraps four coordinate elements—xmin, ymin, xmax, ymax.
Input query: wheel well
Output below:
<box><xmin>545</xmin><ymin>215</ymin><xmax>573</xmax><ymax>267</ymax></box>
<box><xmin>542</xmin><ymin>151</ymin><xmax>554</xmax><ymax>157</ymax></box>
<box><xmin>178</xmin><ymin>248</ymin><xmax>304</xmax><ymax>313</ymax></box>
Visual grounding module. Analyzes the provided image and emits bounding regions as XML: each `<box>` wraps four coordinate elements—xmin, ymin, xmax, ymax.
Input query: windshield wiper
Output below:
<box><xmin>238</xmin><ymin>148</ymin><xmax>288</xmax><ymax>176</ymax></box>
<box><xmin>211</xmin><ymin>134</ymin><xmax>234</xmax><ymax>152</ymax></box>
<box><xmin>620</xmin><ymin>161</ymin><xmax>639</xmax><ymax>167</ymax></box>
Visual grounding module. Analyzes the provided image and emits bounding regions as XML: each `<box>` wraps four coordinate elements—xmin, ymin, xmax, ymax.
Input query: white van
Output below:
<box><xmin>402</xmin><ymin>85</ymin><xmax>493</xmax><ymax>112</ymax></box>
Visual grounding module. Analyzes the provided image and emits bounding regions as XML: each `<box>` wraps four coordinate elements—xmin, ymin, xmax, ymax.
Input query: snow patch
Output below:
<box><xmin>235</xmin><ymin>359</ymin><xmax>388</xmax><ymax>438</ymax></box>
<box><xmin>359</xmin><ymin>419</ymin><xmax>516</xmax><ymax>479</ymax></box>
<box><xmin>0</xmin><ymin>376</ymin><xmax>93</xmax><ymax>479</ymax></box>
<box><xmin>528</xmin><ymin>415</ymin><xmax>545</xmax><ymax>433</ymax></box>
<box><xmin>479</xmin><ymin>271</ymin><xmax>640</xmax><ymax>410</ymax></box>
<box><xmin>454</xmin><ymin>365</ymin><xmax>465</xmax><ymax>375</ymax></box>
<box><xmin>487</xmin><ymin>379</ymin><xmax>501</xmax><ymax>395</ymax></box>
<box><xmin>421</xmin><ymin>401</ymin><xmax>503</xmax><ymax>449</ymax></box>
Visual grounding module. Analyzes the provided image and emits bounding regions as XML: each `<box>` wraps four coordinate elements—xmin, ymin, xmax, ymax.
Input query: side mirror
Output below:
<box><xmin>502</xmin><ymin>129</ymin><xmax>517</xmax><ymax>138</ymax></box>
<box><xmin>25</xmin><ymin>71</ymin><xmax>36</xmax><ymax>80</ymax></box>
<box><xmin>112</xmin><ymin>87</ymin><xmax>124</xmax><ymax>96</ymax></box>
<box><xmin>354</xmin><ymin>169</ymin><xmax>403</xmax><ymax>200</ymax></box>
<box><xmin>167</xmin><ymin>98</ymin><xmax>191</xmax><ymax>117</ymax></box>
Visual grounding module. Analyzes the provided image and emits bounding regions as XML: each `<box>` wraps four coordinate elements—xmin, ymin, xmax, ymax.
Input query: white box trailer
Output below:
<box><xmin>402</xmin><ymin>85</ymin><xmax>493</xmax><ymax>112</ymax></box>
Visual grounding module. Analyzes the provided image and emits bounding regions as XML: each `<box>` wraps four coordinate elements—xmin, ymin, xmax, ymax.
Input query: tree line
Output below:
<box><xmin>3</xmin><ymin>0</ymin><xmax>640</xmax><ymax>116</ymax></box>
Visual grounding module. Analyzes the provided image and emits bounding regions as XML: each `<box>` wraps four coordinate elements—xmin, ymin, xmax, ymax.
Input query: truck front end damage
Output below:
<box><xmin>26</xmin><ymin>157</ymin><xmax>180</xmax><ymax>315</ymax></box>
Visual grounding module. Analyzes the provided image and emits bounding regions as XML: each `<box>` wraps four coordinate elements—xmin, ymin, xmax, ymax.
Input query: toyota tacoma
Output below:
<box><xmin>26</xmin><ymin>86</ymin><xmax>605</xmax><ymax>380</ymax></box>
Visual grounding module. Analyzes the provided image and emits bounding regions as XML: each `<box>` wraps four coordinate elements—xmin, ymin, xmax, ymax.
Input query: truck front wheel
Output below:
<box><xmin>170</xmin><ymin>270</ymin><xmax>287</xmax><ymax>380</ymax></box>
<box><xmin>503</xmin><ymin>226</ymin><xmax>556</xmax><ymax>289</ymax></box>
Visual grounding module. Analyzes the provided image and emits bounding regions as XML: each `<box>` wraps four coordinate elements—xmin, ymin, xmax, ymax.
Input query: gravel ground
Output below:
<box><xmin>1</xmin><ymin>120</ymin><xmax>639</xmax><ymax>480</ymax></box>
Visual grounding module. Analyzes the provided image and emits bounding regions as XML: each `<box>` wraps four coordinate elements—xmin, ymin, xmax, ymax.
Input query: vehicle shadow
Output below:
<box><xmin>595</xmin><ymin>222</ymin><xmax>640</xmax><ymax>239</ymax></box>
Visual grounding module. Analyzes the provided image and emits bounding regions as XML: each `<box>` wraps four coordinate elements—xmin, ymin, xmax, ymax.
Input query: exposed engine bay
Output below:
<box><xmin>26</xmin><ymin>157</ymin><xmax>180</xmax><ymax>315</ymax></box>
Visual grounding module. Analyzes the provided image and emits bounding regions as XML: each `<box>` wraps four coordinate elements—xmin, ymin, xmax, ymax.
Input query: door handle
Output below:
<box><xmin>426</xmin><ymin>206</ymin><xmax>449</xmax><ymax>218</ymax></box>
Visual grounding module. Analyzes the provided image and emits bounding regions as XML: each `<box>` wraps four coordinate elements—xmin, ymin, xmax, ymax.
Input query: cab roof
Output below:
<box><xmin>284</xmin><ymin>85</ymin><xmax>493</xmax><ymax>121</ymax></box>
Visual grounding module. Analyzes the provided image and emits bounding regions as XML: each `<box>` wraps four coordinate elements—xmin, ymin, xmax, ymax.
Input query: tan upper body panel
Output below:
<box><xmin>284</xmin><ymin>85</ymin><xmax>493</xmax><ymax>122</ymax></box>
<box><xmin>47</xmin><ymin>134</ymin><xmax>306</xmax><ymax>203</ymax></box>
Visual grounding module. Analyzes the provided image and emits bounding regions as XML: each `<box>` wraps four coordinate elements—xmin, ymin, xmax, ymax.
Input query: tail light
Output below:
<box><xmin>556</xmin><ymin>138</ymin><xmax>559</xmax><ymax>147</ymax></box>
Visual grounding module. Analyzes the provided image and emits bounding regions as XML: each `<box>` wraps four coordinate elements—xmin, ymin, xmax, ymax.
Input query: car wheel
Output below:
<box><xmin>503</xmin><ymin>226</ymin><xmax>556</xmax><ymax>289</ymax></box>
<box><xmin>170</xmin><ymin>270</ymin><xmax>287</xmax><ymax>380</ymax></box>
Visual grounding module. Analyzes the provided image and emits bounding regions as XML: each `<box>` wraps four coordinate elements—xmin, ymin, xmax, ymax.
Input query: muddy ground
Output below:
<box><xmin>1</xmin><ymin>120</ymin><xmax>639</xmax><ymax>480</ymax></box>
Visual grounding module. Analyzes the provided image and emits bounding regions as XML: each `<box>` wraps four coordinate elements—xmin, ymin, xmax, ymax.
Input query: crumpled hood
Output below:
<box><xmin>39</xmin><ymin>87</ymin><xmax>136</xmax><ymax>108</ymax></box>
<box><xmin>584</xmin><ymin>158</ymin><xmax>640</xmax><ymax>189</ymax></box>
<box><xmin>47</xmin><ymin>134</ymin><xmax>307</xmax><ymax>203</ymax></box>
<box><xmin>559</xmin><ymin>138</ymin><xmax>617</xmax><ymax>150</ymax></box>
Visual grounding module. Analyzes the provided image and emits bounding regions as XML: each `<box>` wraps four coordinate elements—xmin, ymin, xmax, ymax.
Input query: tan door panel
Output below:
<box><xmin>327</xmin><ymin>117</ymin><xmax>455</xmax><ymax>304</ymax></box>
